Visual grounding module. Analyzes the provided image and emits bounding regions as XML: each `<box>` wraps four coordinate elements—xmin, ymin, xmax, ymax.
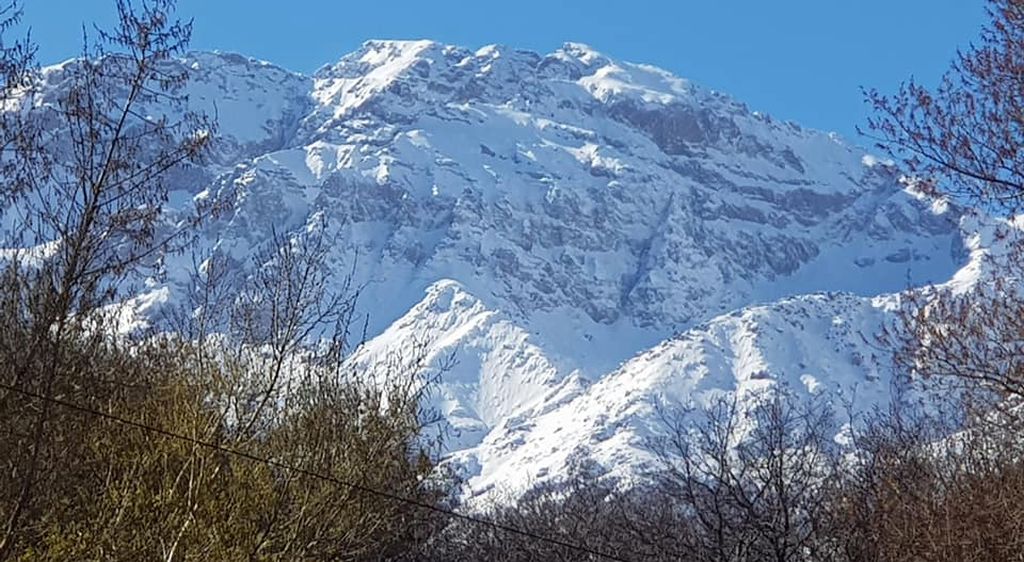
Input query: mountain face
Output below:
<box><xmin>39</xmin><ymin>40</ymin><xmax>975</xmax><ymax>499</ymax></box>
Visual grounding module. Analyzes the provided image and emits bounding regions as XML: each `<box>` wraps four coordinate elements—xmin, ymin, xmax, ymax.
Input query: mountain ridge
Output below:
<box><xmin>29</xmin><ymin>39</ymin><xmax>980</xmax><ymax>499</ymax></box>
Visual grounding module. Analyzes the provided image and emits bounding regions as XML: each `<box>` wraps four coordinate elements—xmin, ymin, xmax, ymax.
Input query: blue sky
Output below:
<box><xmin>19</xmin><ymin>1</ymin><xmax>985</xmax><ymax>141</ymax></box>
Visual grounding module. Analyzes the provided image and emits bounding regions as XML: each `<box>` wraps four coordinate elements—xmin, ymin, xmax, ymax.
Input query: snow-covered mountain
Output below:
<box><xmin>37</xmin><ymin>40</ymin><xmax>979</xmax><ymax>498</ymax></box>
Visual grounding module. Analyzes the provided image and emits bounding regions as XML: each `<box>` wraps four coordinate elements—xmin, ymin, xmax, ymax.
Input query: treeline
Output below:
<box><xmin>2</xmin><ymin>0</ymin><xmax>1024</xmax><ymax>560</ymax></box>
<box><xmin>416</xmin><ymin>388</ymin><xmax>1024</xmax><ymax>562</ymax></box>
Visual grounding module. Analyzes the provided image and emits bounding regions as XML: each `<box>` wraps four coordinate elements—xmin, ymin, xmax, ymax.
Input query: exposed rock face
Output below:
<box><xmin>22</xmin><ymin>40</ymin><xmax>975</xmax><ymax>499</ymax></box>
<box><xmin>165</xmin><ymin>40</ymin><xmax>962</xmax><ymax>338</ymax></box>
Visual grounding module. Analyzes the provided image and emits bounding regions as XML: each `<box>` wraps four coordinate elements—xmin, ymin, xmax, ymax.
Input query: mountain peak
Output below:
<box><xmin>315</xmin><ymin>38</ymin><xmax>445</xmax><ymax>79</ymax></box>
<box><xmin>556</xmin><ymin>41</ymin><xmax>609</xmax><ymax>66</ymax></box>
<box><xmin>357</xmin><ymin>39</ymin><xmax>443</xmax><ymax>64</ymax></box>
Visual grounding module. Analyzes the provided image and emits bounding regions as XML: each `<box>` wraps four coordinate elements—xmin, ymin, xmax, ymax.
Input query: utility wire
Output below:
<box><xmin>0</xmin><ymin>380</ymin><xmax>631</xmax><ymax>562</ymax></box>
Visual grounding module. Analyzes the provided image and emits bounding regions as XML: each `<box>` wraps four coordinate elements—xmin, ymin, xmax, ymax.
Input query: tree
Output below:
<box><xmin>415</xmin><ymin>392</ymin><xmax>845</xmax><ymax>562</ymax></box>
<box><xmin>867</xmin><ymin>0</ymin><xmax>1024</xmax><ymax>422</ymax></box>
<box><xmin>413</xmin><ymin>457</ymin><xmax>672</xmax><ymax>562</ymax></box>
<box><xmin>827</xmin><ymin>392</ymin><xmax>1024</xmax><ymax>562</ymax></box>
<box><xmin>0</xmin><ymin>1</ymin><xmax>211</xmax><ymax>555</ymax></box>
<box><xmin>0</xmin><ymin>2</ymin><xmax>454</xmax><ymax>559</ymax></box>
<box><xmin>865</xmin><ymin>0</ymin><xmax>1024</xmax><ymax>212</ymax></box>
<box><xmin>862</xmin><ymin>5</ymin><xmax>1024</xmax><ymax>556</ymax></box>
<box><xmin>650</xmin><ymin>392</ymin><xmax>841</xmax><ymax>562</ymax></box>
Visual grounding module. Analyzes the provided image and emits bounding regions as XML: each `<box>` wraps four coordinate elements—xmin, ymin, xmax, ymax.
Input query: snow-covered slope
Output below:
<box><xmin>367</xmin><ymin>224</ymin><xmax>1001</xmax><ymax>499</ymax></box>
<box><xmin>26</xmin><ymin>40</ymin><xmax>979</xmax><ymax>498</ymax></box>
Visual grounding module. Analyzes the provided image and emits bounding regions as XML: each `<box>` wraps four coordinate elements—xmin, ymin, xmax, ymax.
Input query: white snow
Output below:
<box><xmin>12</xmin><ymin>39</ymin><xmax>997</xmax><ymax>502</ymax></box>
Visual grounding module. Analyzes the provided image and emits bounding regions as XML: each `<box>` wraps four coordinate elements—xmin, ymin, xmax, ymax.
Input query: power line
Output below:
<box><xmin>0</xmin><ymin>380</ymin><xmax>631</xmax><ymax>562</ymax></box>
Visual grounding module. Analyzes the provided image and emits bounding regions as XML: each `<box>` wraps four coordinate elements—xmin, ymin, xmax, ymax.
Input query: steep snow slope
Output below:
<box><xmin>346</xmin><ymin>279</ymin><xmax>583</xmax><ymax>453</ymax></box>
<box><xmin>451</xmin><ymin>291</ymin><xmax>899</xmax><ymax>497</ymax></box>
<box><xmin>22</xmin><ymin>40</ymin><xmax>978</xmax><ymax>497</ymax></box>
<box><xmin>366</xmin><ymin>215</ymin><xmax>1001</xmax><ymax>500</ymax></box>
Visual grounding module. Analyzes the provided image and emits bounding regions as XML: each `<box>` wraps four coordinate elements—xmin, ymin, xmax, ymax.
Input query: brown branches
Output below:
<box><xmin>864</xmin><ymin>0</ymin><xmax>1024</xmax><ymax>213</ymax></box>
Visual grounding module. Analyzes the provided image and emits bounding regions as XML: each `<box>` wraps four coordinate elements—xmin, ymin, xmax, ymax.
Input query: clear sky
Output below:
<box><xmin>17</xmin><ymin>0</ymin><xmax>986</xmax><ymax>141</ymax></box>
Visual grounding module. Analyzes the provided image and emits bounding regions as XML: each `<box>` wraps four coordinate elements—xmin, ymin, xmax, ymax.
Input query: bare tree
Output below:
<box><xmin>865</xmin><ymin>0</ymin><xmax>1024</xmax><ymax>428</ymax></box>
<box><xmin>864</xmin><ymin>0</ymin><xmax>1024</xmax><ymax>212</ymax></box>
<box><xmin>0</xmin><ymin>1</ymin><xmax>211</xmax><ymax>556</ymax></box>
<box><xmin>828</xmin><ymin>391</ymin><xmax>1024</xmax><ymax>562</ymax></box>
<box><xmin>651</xmin><ymin>391</ymin><xmax>841</xmax><ymax>562</ymax></box>
<box><xmin>0</xmin><ymin>3</ymin><xmax>453</xmax><ymax>559</ymax></box>
<box><xmin>414</xmin><ymin>392</ymin><xmax>845</xmax><ymax>562</ymax></box>
<box><xmin>414</xmin><ymin>457</ymin><xmax>663</xmax><ymax>562</ymax></box>
<box><xmin>881</xmin><ymin>250</ymin><xmax>1024</xmax><ymax>426</ymax></box>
